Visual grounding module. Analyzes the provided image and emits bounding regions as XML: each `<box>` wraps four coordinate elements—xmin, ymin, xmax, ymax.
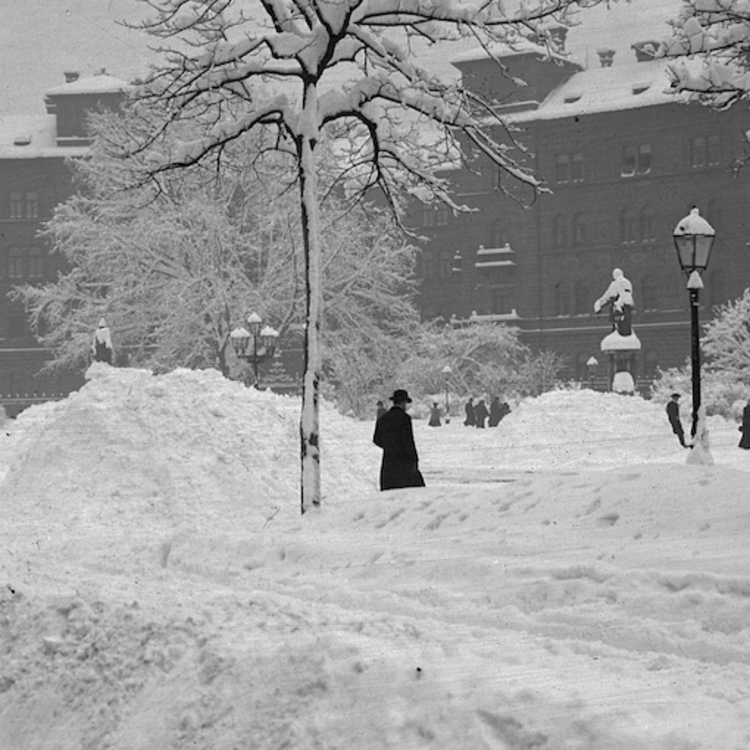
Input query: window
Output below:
<box><xmin>438</xmin><ymin>250</ymin><xmax>452</xmax><ymax>278</ymax></box>
<box><xmin>421</xmin><ymin>250</ymin><xmax>437</xmax><ymax>279</ymax></box>
<box><xmin>641</xmin><ymin>275</ymin><xmax>658</xmax><ymax>310</ymax></box>
<box><xmin>553</xmin><ymin>283</ymin><xmax>569</xmax><ymax>316</ymax></box>
<box><xmin>436</xmin><ymin>205</ymin><xmax>450</xmax><ymax>226</ymax></box>
<box><xmin>572</xmin><ymin>212</ymin><xmax>586</xmax><ymax>245</ymax></box>
<box><xmin>707</xmin><ymin>134</ymin><xmax>721</xmax><ymax>166</ymax></box>
<box><xmin>10</xmin><ymin>192</ymin><xmax>23</xmax><ymax>219</ymax></box>
<box><xmin>491</xmin><ymin>289</ymin><xmax>512</xmax><ymax>315</ymax></box>
<box><xmin>573</xmin><ymin>279</ymin><xmax>589</xmax><ymax>314</ymax></box>
<box><xmin>643</xmin><ymin>350</ymin><xmax>659</xmax><ymax>379</ymax></box>
<box><xmin>7</xmin><ymin>305</ymin><xmax>26</xmax><ymax>338</ymax></box>
<box><xmin>709</xmin><ymin>269</ymin><xmax>725</xmax><ymax>308</ymax></box>
<box><xmin>8</xmin><ymin>247</ymin><xmax>24</xmax><ymax>279</ymax></box>
<box><xmin>690</xmin><ymin>136</ymin><xmax>706</xmax><ymax>168</ymax></box>
<box><xmin>490</xmin><ymin>219</ymin><xmax>506</xmax><ymax>248</ymax></box>
<box><xmin>691</xmin><ymin>135</ymin><xmax>721</xmax><ymax>168</ymax></box>
<box><xmin>421</xmin><ymin>205</ymin><xmax>435</xmax><ymax>227</ymax></box>
<box><xmin>620</xmin><ymin>209</ymin><xmax>637</xmax><ymax>244</ymax></box>
<box><xmin>553</xmin><ymin>214</ymin><xmax>568</xmax><ymax>248</ymax></box>
<box><xmin>622</xmin><ymin>144</ymin><xmax>651</xmax><ymax>176</ymax></box>
<box><xmin>28</xmin><ymin>247</ymin><xmax>44</xmax><ymax>279</ymax></box>
<box><xmin>637</xmin><ymin>144</ymin><xmax>651</xmax><ymax>174</ymax></box>
<box><xmin>25</xmin><ymin>191</ymin><xmax>38</xmax><ymax>219</ymax></box>
<box><xmin>640</xmin><ymin>206</ymin><xmax>656</xmax><ymax>243</ymax></box>
<box><xmin>571</xmin><ymin>152</ymin><xmax>584</xmax><ymax>182</ymax></box>
<box><xmin>555</xmin><ymin>154</ymin><xmax>570</xmax><ymax>183</ymax></box>
<box><xmin>622</xmin><ymin>146</ymin><xmax>637</xmax><ymax>176</ymax></box>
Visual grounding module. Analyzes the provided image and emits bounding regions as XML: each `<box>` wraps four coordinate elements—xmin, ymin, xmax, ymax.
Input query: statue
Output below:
<box><xmin>594</xmin><ymin>268</ymin><xmax>634</xmax><ymax>337</ymax></box>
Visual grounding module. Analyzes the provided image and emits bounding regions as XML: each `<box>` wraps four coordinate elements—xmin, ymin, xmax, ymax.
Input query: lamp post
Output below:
<box><xmin>230</xmin><ymin>311</ymin><xmax>279</xmax><ymax>388</ymax></box>
<box><xmin>673</xmin><ymin>207</ymin><xmax>716</xmax><ymax>438</ymax></box>
<box><xmin>441</xmin><ymin>365</ymin><xmax>452</xmax><ymax>423</ymax></box>
<box><xmin>586</xmin><ymin>356</ymin><xmax>598</xmax><ymax>390</ymax></box>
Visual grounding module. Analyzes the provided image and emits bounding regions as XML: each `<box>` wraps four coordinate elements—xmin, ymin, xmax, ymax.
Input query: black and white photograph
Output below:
<box><xmin>2</xmin><ymin>1</ymin><xmax>750</xmax><ymax>747</ymax></box>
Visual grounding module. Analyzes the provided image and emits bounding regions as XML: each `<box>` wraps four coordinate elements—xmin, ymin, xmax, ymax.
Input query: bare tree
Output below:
<box><xmin>128</xmin><ymin>0</ymin><xmax>605</xmax><ymax>512</ymax></box>
<box><xmin>15</xmin><ymin>109</ymin><xmax>418</xmax><ymax>386</ymax></box>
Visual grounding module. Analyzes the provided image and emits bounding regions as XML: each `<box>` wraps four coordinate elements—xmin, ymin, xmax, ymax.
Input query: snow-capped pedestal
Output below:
<box><xmin>600</xmin><ymin>331</ymin><xmax>642</xmax><ymax>352</ymax></box>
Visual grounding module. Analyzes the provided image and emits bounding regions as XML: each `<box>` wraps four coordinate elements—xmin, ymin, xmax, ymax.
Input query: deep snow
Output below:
<box><xmin>1</xmin><ymin>364</ymin><xmax>750</xmax><ymax>749</ymax></box>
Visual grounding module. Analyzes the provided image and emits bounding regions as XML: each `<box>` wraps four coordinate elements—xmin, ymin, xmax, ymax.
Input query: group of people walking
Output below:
<box><xmin>463</xmin><ymin>396</ymin><xmax>510</xmax><ymax>428</ymax></box>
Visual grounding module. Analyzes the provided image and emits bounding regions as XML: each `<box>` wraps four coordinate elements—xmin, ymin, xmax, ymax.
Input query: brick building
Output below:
<box><xmin>411</xmin><ymin>40</ymin><xmax>750</xmax><ymax>390</ymax></box>
<box><xmin>0</xmin><ymin>71</ymin><xmax>127</xmax><ymax>415</ymax></box>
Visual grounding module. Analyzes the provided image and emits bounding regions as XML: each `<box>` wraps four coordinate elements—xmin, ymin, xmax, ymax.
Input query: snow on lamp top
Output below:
<box><xmin>673</xmin><ymin>207</ymin><xmax>715</xmax><ymax>238</ymax></box>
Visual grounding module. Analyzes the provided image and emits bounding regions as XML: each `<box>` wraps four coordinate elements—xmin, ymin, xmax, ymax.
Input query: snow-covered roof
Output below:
<box><xmin>450</xmin><ymin>38</ymin><xmax>571</xmax><ymax>66</ymax></box>
<box><xmin>45</xmin><ymin>72</ymin><xmax>131</xmax><ymax>98</ymax></box>
<box><xmin>508</xmin><ymin>59</ymin><xmax>683</xmax><ymax>123</ymax></box>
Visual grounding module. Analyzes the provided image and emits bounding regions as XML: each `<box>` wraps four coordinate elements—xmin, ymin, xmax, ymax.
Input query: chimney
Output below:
<box><xmin>597</xmin><ymin>48</ymin><xmax>615</xmax><ymax>68</ymax></box>
<box><xmin>64</xmin><ymin>71</ymin><xmax>80</xmax><ymax>83</ymax></box>
<box><xmin>632</xmin><ymin>40</ymin><xmax>660</xmax><ymax>63</ymax></box>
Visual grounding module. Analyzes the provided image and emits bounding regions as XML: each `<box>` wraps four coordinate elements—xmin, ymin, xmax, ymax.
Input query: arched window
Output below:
<box><xmin>620</xmin><ymin>209</ymin><xmax>637</xmax><ymax>244</ymax></box>
<box><xmin>28</xmin><ymin>247</ymin><xmax>45</xmax><ymax>279</ymax></box>
<box><xmin>8</xmin><ymin>247</ymin><xmax>24</xmax><ymax>279</ymax></box>
<box><xmin>553</xmin><ymin>214</ymin><xmax>568</xmax><ymax>248</ymax></box>
<box><xmin>640</xmin><ymin>206</ymin><xmax>655</xmax><ymax>243</ymax></box>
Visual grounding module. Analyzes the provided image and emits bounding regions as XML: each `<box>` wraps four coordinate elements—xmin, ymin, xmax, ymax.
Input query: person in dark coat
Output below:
<box><xmin>474</xmin><ymin>398</ymin><xmax>489</xmax><ymax>428</ymax></box>
<box><xmin>373</xmin><ymin>389</ymin><xmax>425</xmax><ymax>491</ymax></box>
<box><xmin>488</xmin><ymin>396</ymin><xmax>502</xmax><ymax>427</ymax></box>
<box><xmin>464</xmin><ymin>398</ymin><xmax>476</xmax><ymax>427</ymax></box>
<box><xmin>375</xmin><ymin>400</ymin><xmax>388</xmax><ymax>421</ymax></box>
<box><xmin>428</xmin><ymin>402</ymin><xmax>442</xmax><ymax>427</ymax></box>
<box><xmin>739</xmin><ymin>399</ymin><xmax>750</xmax><ymax>449</ymax></box>
<box><xmin>666</xmin><ymin>393</ymin><xmax>687</xmax><ymax>447</ymax></box>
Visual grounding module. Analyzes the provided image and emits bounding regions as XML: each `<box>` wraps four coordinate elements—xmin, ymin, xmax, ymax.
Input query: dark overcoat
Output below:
<box><xmin>739</xmin><ymin>404</ymin><xmax>750</xmax><ymax>449</ymax></box>
<box><xmin>373</xmin><ymin>407</ymin><xmax>425</xmax><ymax>490</ymax></box>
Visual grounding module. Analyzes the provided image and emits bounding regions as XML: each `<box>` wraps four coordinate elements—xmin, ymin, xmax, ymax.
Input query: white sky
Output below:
<box><xmin>1</xmin><ymin>363</ymin><xmax>749</xmax><ymax>747</ymax></box>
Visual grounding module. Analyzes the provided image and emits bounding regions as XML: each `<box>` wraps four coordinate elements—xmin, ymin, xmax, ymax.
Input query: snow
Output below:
<box><xmin>2</xmin><ymin>364</ymin><xmax>750</xmax><ymax>747</ymax></box>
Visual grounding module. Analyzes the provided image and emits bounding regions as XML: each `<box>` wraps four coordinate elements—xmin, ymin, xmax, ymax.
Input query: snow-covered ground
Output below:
<box><xmin>1</xmin><ymin>364</ymin><xmax>749</xmax><ymax>749</ymax></box>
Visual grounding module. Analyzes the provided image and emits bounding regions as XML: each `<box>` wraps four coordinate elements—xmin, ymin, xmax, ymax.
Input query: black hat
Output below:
<box><xmin>671</xmin><ymin>393</ymin><xmax>681</xmax><ymax>399</ymax></box>
<box><xmin>390</xmin><ymin>389</ymin><xmax>412</xmax><ymax>403</ymax></box>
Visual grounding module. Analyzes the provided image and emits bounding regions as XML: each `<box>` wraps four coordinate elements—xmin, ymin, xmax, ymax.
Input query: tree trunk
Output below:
<box><xmin>298</xmin><ymin>80</ymin><xmax>323</xmax><ymax>514</ymax></box>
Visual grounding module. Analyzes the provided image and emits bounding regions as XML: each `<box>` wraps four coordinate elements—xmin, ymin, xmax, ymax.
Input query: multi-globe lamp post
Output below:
<box><xmin>230</xmin><ymin>311</ymin><xmax>279</xmax><ymax>388</ymax></box>
<box><xmin>672</xmin><ymin>207</ymin><xmax>716</xmax><ymax>438</ymax></box>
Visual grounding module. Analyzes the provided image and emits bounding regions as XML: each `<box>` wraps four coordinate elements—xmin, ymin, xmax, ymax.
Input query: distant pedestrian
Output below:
<box><xmin>464</xmin><ymin>398</ymin><xmax>476</xmax><ymax>427</ymax></box>
<box><xmin>474</xmin><ymin>399</ymin><xmax>489</xmax><ymax>428</ymax></box>
<box><xmin>739</xmin><ymin>399</ymin><xmax>750</xmax><ymax>450</ymax></box>
<box><xmin>373</xmin><ymin>389</ymin><xmax>425</xmax><ymax>491</ymax></box>
<box><xmin>428</xmin><ymin>402</ymin><xmax>442</xmax><ymax>427</ymax></box>
<box><xmin>666</xmin><ymin>393</ymin><xmax>687</xmax><ymax>448</ymax></box>
<box><xmin>92</xmin><ymin>318</ymin><xmax>114</xmax><ymax>365</ymax></box>
<box><xmin>488</xmin><ymin>396</ymin><xmax>502</xmax><ymax>427</ymax></box>
<box><xmin>375</xmin><ymin>400</ymin><xmax>388</xmax><ymax>421</ymax></box>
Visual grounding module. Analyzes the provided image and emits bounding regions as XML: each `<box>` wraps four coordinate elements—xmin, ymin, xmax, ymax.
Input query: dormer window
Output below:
<box><xmin>564</xmin><ymin>94</ymin><xmax>582</xmax><ymax>104</ymax></box>
<box><xmin>632</xmin><ymin>84</ymin><xmax>649</xmax><ymax>95</ymax></box>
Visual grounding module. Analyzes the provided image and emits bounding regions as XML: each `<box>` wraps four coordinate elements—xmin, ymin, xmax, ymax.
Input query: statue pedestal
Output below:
<box><xmin>601</xmin><ymin>331</ymin><xmax>641</xmax><ymax>394</ymax></box>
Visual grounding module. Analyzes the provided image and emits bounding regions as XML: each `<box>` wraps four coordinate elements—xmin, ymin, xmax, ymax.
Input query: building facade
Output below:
<box><xmin>0</xmin><ymin>72</ymin><xmax>127</xmax><ymax>415</ymax></box>
<box><xmin>411</xmin><ymin>41</ymin><xmax>750</xmax><ymax>390</ymax></box>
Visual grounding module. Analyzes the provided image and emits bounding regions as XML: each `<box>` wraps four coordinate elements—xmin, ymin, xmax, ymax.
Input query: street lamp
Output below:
<box><xmin>586</xmin><ymin>356</ymin><xmax>599</xmax><ymax>390</ymax></box>
<box><xmin>230</xmin><ymin>311</ymin><xmax>279</xmax><ymax>388</ymax></box>
<box><xmin>441</xmin><ymin>365</ymin><xmax>452</xmax><ymax>423</ymax></box>
<box><xmin>673</xmin><ymin>207</ymin><xmax>716</xmax><ymax>437</ymax></box>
